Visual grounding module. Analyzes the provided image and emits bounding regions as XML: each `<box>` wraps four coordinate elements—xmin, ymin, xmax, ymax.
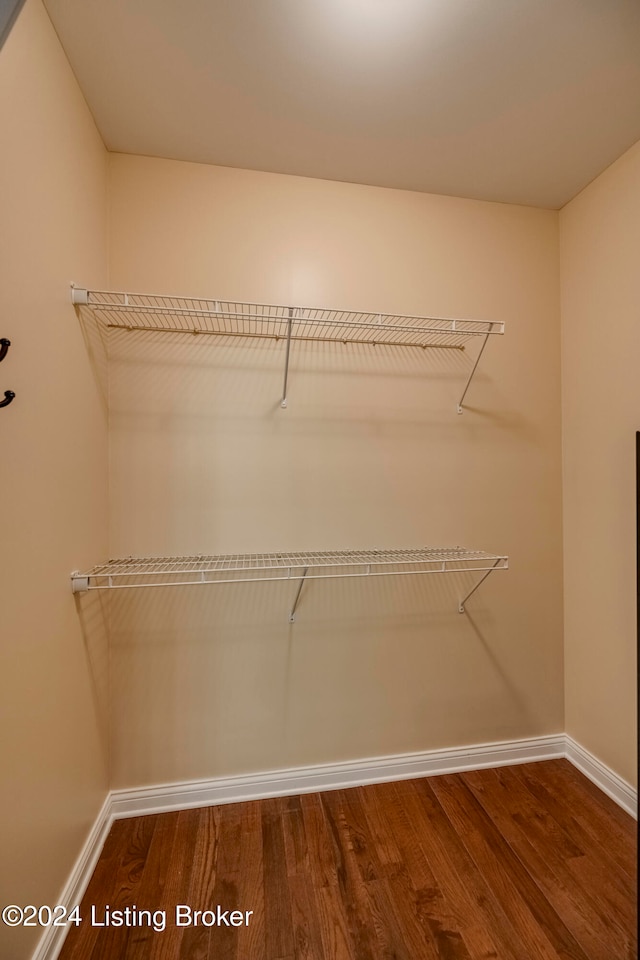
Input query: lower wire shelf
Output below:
<box><xmin>71</xmin><ymin>547</ymin><xmax>508</xmax><ymax>618</ymax></box>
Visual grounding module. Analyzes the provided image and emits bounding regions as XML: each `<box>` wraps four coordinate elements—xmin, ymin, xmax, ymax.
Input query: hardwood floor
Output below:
<box><xmin>59</xmin><ymin>760</ymin><xmax>637</xmax><ymax>960</ymax></box>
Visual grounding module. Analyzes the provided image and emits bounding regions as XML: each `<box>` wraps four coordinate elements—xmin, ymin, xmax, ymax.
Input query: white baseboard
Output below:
<box><xmin>109</xmin><ymin>734</ymin><xmax>566</xmax><ymax>819</ymax></box>
<box><xmin>31</xmin><ymin>796</ymin><xmax>113</xmax><ymax>960</ymax></box>
<box><xmin>565</xmin><ymin>735</ymin><xmax>637</xmax><ymax>818</ymax></box>
<box><xmin>30</xmin><ymin>731</ymin><xmax>636</xmax><ymax>959</ymax></box>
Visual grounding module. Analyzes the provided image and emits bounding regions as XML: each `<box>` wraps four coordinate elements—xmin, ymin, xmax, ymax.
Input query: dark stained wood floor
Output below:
<box><xmin>59</xmin><ymin>759</ymin><xmax>637</xmax><ymax>960</ymax></box>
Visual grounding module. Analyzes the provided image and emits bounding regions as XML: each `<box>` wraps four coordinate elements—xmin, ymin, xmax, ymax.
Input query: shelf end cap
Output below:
<box><xmin>71</xmin><ymin>573</ymin><xmax>89</xmax><ymax>594</ymax></box>
<box><xmin>71</xmin><ymin>286</ymin><xmax>89</xmax><ymax>305</ymax></box>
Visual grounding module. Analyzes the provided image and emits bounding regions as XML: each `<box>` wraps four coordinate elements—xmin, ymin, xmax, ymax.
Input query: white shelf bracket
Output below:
<box><xmin>288</xmin><ymin>566</ymin><xmax>308</xmax><ymax>622</ymax></box>
<box><xmin>281</xmin><ymin>307</ymin><xmax>294</xmax><ymax>408</ymax></box>
<box><xmin>458</xmin><ymin>557</ymin><xmax>505</xmax><ymax>613</ymax></box>
<box><xmin>457</xmin><ymin>331</ymin><xmax>490</xmax><ymax>414</ymax></box>
<box><xmin>70</xmin><ymin>285</ymin><xmax>89</xmax><ymax>305</ymax></box>
<box><xmin>71</xmin><ymin>571</ymin><xmax>89</xmax><ymax>594</ymax></box>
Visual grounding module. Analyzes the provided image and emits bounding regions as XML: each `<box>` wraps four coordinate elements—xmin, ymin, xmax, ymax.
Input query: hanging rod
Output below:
<box><xmin>70</xmin><ymin>546</ymin><xmax>508</xmax><ymax>618</ymax></box>
<box><xmin>71</xmin><ymin>286</ymin><xmax>504</xmax><ymax>412</ymax></box>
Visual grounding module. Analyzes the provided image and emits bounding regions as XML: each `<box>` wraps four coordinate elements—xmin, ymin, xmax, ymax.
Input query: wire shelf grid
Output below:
<box><xmin>71</xmin><ymin>547</ymin><xmax>508</xmax><ymax>591</ymax></box>
<box><xmin>72</xmin><ymin>289</ymin><xmax>504</xmax><ymax>350</ymax></box>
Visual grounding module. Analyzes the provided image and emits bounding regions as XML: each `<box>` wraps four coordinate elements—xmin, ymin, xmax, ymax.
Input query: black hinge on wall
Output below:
<box><xmin>0</xmin><ymin>338</ymin><xmax>15</xmax><ymax>408</ymax></box>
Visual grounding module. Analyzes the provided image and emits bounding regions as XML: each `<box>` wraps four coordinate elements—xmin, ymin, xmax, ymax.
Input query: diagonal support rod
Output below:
<box><xmin>457</xmin><ymin>331</ymin><xmax>490</xmax><ymax>414</ymax></box>
<box><xmin>289</xmin><ymin>567</ymin><xmax>308</xmax><ymax>622</ymax></box>
<box><xmin>281</xmin><ymin>307</ymin><xmax>294</xmax><ymax>408</ymax></box>
<box><xmin>458</xmin><ymin>558</ymin><xmax>504</xmax><ymax>613</ymax></box>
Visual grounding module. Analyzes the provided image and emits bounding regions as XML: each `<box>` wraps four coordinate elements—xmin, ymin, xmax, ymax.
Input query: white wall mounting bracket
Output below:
<box><xmin>458</xmin><ymin>557</ymin><xmax>507</xmax><ymax>613</ymax></box>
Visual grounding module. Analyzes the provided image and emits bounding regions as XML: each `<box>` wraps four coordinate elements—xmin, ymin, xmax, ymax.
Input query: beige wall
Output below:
<box><xmin>105</xmin><ymin>154</ymin><xmax>564</xmax><ymax>787</ymax></box>
<box><xmin>0</xmin><ymin>2</ymin><xmax>109</xmax><ymax>957</ymax></box>
<box><xmin>560</xmin><ymin>141</ymin><xmax>640</xmax><ymax>786</ymax></box>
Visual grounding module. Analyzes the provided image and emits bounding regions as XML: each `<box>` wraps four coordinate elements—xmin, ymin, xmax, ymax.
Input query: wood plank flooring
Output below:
<box><xmin>59</xmin><ymin>760</ymin><xmax>637</xmax><ymax>960</ymax></box>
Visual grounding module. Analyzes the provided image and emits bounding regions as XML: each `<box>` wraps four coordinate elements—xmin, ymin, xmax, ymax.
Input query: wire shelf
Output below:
<box><xmin>72</xmin><ymin>288</ymin><xmax>503</xmax><ymax>348</ymax></box>
<box><xmin>71</xmin><ymin>286</ymin><xmax>504</xmax><ymax>411</ymax></box>
<box><xmin>71</xmin><ymin>547</ymin><xmax>508</xmax><ymax>615</ymax></box>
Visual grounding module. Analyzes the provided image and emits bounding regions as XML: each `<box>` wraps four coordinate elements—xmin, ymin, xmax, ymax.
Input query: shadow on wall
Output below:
<box><xmin>93</xmin><ymin>325</ymin><xmax>524</xmax><ymax>428</ymax></box>
<box><xmin>77</xmin><ymin>311</ymin><xmax>109</xmax><ymax>411</ymax></box>
<box><xmin>73</xmin><ymin>589</ymin><xmax>110</xmax><ymax>765</ymax></box>
<box><xmin>72</xmin><ymin>570</ymin><xmax>532</xmax><ymax>786</ymax></box>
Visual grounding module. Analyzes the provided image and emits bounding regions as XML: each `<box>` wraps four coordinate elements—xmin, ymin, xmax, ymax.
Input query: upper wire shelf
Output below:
<box><xmin>71</xmin><ymin>287</ymin><xmax>505</xmax><ymax>412</ymax></box>
<box><xmin>71</xmin><ymin>547</ymin><xmax>509</xmax><ymax>617</ymax></box>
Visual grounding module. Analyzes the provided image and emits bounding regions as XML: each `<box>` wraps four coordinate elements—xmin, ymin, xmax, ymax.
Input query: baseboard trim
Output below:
<box><xmin>30</xmin><ymin>731</ymin><xmax>637</xmax><ymax>959</ymax></box>
<box><xmin>109</xmin><ymin>734</ymin><xmax>566</xmax><ymax>819</ymax></box>
<box><xmin>31</xmin><ymin>796</ymin><xmax>113</xmax><ymax>960</ymax></box>
<box><xmin>565</xmin><ymin>736</ymin><xmax>637</xmax><ymax>819</ymax></box>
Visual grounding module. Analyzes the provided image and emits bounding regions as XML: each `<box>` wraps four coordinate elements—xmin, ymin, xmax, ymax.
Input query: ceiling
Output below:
<box><xmin>43</xmin><ymin>0</ymin><xmax>640</xmax><ymax>209</ymax></box>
